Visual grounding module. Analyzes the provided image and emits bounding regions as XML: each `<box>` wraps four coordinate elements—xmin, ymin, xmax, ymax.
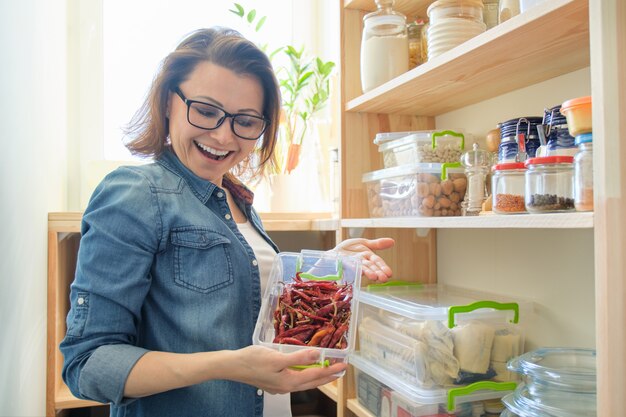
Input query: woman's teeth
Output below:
<box><xmin>195</xmin><ymin>141</ymin><xmax>230</xmax><ymax>160</ymax></box>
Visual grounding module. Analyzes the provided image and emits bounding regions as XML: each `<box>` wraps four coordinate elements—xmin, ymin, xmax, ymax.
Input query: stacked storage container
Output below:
<box><xmin>353</xmin><ymin>284</ymin><xmax>528</xmax><ymax>416</ymax></box>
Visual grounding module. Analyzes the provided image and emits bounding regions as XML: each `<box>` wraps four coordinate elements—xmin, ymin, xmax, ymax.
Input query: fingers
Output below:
<box><xmin>362</xmin><ymin>237</ymin><xmax>395</xmax><ymax>251</ymax></box>
<box><xmin>361</xmin><ymin>255</ymin><xmax>392</xmax><ymax>282</ymax></box>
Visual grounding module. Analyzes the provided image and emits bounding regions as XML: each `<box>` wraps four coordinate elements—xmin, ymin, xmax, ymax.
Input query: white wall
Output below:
<box><xmin>0</xmin><ymin>0</ymin><xmax>68</xmax><ymax>416</ymax></box>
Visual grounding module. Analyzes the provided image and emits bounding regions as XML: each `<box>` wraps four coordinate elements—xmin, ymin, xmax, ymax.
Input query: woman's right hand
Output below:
<box><xmin>229</xmin><ymin>345</ymin><xmax>347</xmax><ymax>394</ymax></box>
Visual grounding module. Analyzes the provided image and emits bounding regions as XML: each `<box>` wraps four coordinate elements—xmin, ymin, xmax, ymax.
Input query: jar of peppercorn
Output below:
<box><xmin>524</xmin><ymin>156</ymin><xmax>575</xmax><ymax>213</ymax></box>
<box><xmin>492</xmin><ymin>162</ymin><xmax>527</xmax><ymax>214</ymax></box>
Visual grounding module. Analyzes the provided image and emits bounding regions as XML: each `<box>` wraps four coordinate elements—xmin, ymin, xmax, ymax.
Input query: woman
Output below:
<box><xmin>60</xmin><ymin>27</ymin><xmax>393</xmax><ymax>417</ymax></box>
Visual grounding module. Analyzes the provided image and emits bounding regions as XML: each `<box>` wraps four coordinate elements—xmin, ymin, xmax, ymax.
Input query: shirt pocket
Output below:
<box><xmin>171</xmin><ymin>228</ymin><xmax>234</xmax><ymax>294</ymax></box>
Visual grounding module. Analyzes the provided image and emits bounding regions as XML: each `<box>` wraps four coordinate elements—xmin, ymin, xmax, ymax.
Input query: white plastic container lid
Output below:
<box><xmin>362</xmin><ymin>163</ymin><xmax>464</xmax><ymax>184</ymax></box>
<box><xmin>351</xmin><ymin>354</ymin><xmax>516</xmax><ymax>410</ymax></box>
<box><xmin>373</xmin><ymin>131</ymin><xmax>425</xmax><ymax>146</ymax></box>
<box><xmin>358</xmin><ymin>284</ymin><xmax>522</xmax><ymax>326</ymax></box>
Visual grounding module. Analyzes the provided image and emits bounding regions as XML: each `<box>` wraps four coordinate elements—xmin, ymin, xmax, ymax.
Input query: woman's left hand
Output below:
<box><xmin>333</xmin><ymin>237</ymin><xmax>394</xmax><ymax>282</ymax></box>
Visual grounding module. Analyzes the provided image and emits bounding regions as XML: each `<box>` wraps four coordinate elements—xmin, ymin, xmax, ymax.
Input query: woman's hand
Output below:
<box><xmin>231</xmin><ymin>346</ymin><xmax>347</xmax><ymax>394</ymax></box>
<box><xmin>333</xmin><ymin>237</ymin><xmax>394</xmax><ymax>282</ymax></box>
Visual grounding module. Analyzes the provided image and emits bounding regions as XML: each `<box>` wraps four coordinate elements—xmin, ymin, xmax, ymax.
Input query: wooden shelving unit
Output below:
<box><xmin>337</xmin><ymin>0</ymin><xmax>625</xmax><ymax>417</ymax></box>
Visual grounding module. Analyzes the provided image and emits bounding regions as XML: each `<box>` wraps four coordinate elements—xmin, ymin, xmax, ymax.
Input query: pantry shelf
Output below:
<box><xmin>341</xmin><ymin>211</ymin><xmax>594</xmax><ymax>229</ymax></box>
<box><xmin>346</xmin><ymin>398</ymin><xmax>375</xmax><ymax>417</ymax></box>
<box><xmin>345</xmin><ymin>0</ymin><xmax>589</xmax><ymax>116</ymax></box>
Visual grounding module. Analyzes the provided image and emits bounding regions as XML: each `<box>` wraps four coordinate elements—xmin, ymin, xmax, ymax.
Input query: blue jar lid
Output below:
<box><xmin>575</xmin><ymin>132</ymin><xmax>593</xmax><ymax>145</ymax></box>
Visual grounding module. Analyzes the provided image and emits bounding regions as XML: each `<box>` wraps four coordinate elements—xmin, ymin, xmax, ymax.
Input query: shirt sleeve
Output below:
<box><xmin>60</xmin><ymin>167</ymin><xmax>161</xmax><ymax>405</ymax></box>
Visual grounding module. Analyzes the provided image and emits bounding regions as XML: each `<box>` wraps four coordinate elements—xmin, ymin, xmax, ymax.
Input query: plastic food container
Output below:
<box><xmin>352</xmin><ymin>354</ymin><xmax>516</xmax><ymax>417</ymax></box>
<box><xmin>560</xmin><ymin>96</ymin><xmax>592</xmax><ymax>136</ymax></box>
<box><xmin>363</xmin><ymin>163</ymin><xmax>467</xmax><ymax>217</ymax></box>
<box><xmin>524</xmin><ymin>156</ymin><xmax>575</xmax><ymax>213</ymax></box>
<box><xmin>357</xmin><ymin>284</ymin><xmax>526</xmax><ymax>388</ymax></box>
<box><xmin>377</xmin><ymin>130</ymin><xmax>466</xmax><ymax>167</ymax></box>
<box><xmin>252</xmin><ymin>250</ymin><xmax>362</xmax><ymax>366</ymax></box>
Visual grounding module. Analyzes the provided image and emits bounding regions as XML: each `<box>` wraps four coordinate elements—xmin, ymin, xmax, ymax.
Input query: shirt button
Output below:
<box><xmin>256</xmin><ymin>389</ymin><xmax>263</xmax><ymax>396</ymax></box>
<box><xmin>252</xmin><ymin>259</ymin><xmax>258</xmax><ymax>266</ymax></box>
<box><xmin>217</xmin><ymin>192</ymin><xmax>224</xmax><ymax>198</ymax></box>
<box><xmin>77</xmin><ymin>297</ymin><xmax>85</xmax><ymax>305</ymax></box>
<box><xmin>225</xmin><ymin>214</ymin><xmax>232</xmax><ymax>220</ymax></box>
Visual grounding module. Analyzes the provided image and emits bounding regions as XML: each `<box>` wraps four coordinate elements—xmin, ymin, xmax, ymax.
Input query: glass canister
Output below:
<box><xmin>497</xmin><ymin>117</ymin><xmax>542</xmax><ymax>162</ymax></box>
<box><xmin>407</xmin><ymin>19</ymin><xmax>427</xmax><ymax>69</ymax></box>
<box><xmin>574</xmin><ymin>133</ymin><xmax>593</xmax><ymax>212</ymax></box>
<box><xmin>483</xmin><ymin>0</ymin><xmax>500</xmax><ymax>29</ymax></box>
<box><xmin>541</xmin><ymin>105</ymin><xmax>577</xmax><ymax>157</ymax></box>
<box><xmin>360</xmin><ymin>0</ymin><xmax>408</xmax><ymax>93</ymax></box>
<box><xmin>524</xmin><ymin>156</ymin><xmax>575</xmax><ymax>213</ymax></box>
<box><xmin>492</xmin><ymin>162</ymin><xmax>526</xmax><ymax>214</ymax></box>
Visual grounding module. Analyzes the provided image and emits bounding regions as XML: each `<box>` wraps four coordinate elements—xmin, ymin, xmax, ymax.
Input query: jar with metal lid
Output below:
<box><xmin>574</xmin><ymin>133</ymin><xmax>593</xmax><ymax>212</ymax></box>
<box><xmin>524</xmin><ymin>156</ymin><xmax>575</xmax><ymax>213</ymax></box>
<box><xmin>492</xmin><ymin>162</ymin><xmax>527</xmax><ymax>214</ymax></box>
<box><xmin>407</xmin><ymin>19</ymin><xmax>427</xmax><ymax>69</ymax></box>
<box><xmin>360</xmin><ymin>0</ymin><xmax>408</xmax><ymax>93</ymax></box>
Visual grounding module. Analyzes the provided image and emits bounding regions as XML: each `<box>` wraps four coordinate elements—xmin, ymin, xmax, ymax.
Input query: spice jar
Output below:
<box><xmin>492</xmin><ymin>162</ymin><xmax>527</xmax><ymax>214</ymax></box>
<box><xmin>574</xmin><ymin>133</ymin><xmax>593</xmax><ymax>211</ymax></box>
<box><xmin>360</xmin><ymin>0</ymin><xmax>408</xmax><ymax>93</ymax></box>
<box><xmin>524</xmin><ymin>156</ymin><xmax>575</xmax><ymax>213</ymax></box>
<box><xmin>407</xmin><ymin>19</ymin><xmax>427</xmax><ymax>69</ymax></box>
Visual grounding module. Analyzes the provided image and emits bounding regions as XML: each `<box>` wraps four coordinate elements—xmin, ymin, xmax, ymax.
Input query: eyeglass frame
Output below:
<box><xmin>172</xmin><ymin>87</ymin><xmax>270</xmax><ymax>140</ymax></box>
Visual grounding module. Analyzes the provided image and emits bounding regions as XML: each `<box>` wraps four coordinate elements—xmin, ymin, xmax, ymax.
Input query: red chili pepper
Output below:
<box><xmin>275</xmin><ymin>337</ymin><xmax>307</xmax><ymax>346</ymax></box>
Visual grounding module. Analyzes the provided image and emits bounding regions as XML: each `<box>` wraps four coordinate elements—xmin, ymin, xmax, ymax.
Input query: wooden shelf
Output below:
<box><xmin>345</xmin><ymin>0</ymin><xmax>431</xmax><ymax>19</ymax></box>
<box><xmin>345</xmin><ymin>0</ymin><xmax>589</xmax><ymax>116</ymax></box>
<box><xmin>346</xmin><ymin>398</ymin><xmax>375</xmax><ymax>417</ymax></box>
<box><xmin>48</xmin><ymin>212</ymin><xmax>339</xmax><ymax>232</ymax></box>
<box><xmin>342</xmin><ymin>211</ymin><xmax>593</xmax><ymax>229</ymax></box>
<box><xmin>55</xmin><ymin>385</ymin><xmax>103</xmax><ymax>410</ymax></box>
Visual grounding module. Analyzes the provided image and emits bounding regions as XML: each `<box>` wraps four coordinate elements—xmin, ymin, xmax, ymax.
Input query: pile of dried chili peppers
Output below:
<box><xmin>272</xmin><ymin>273</ymin><xmax>353</xmax><ymax>349</ymax></box>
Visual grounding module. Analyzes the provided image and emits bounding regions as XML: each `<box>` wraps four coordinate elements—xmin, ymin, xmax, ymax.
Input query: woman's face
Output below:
<box><xmin>167</xmin><ymin>61</ymin><xmax>264</xmax><ymax>186</ymax></box>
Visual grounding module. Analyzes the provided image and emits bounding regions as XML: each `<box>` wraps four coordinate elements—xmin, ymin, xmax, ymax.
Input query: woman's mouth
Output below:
<box><xmin>194</xmin><ymin>141</ymin><xmax>232</xmax><ymax>161</ymax></box>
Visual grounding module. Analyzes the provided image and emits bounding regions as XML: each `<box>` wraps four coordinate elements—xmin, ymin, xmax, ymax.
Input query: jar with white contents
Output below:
<box><xmin>360</xmin><ymin>0</ymin><xmax>408</xmax><ymax>93</ymax></box>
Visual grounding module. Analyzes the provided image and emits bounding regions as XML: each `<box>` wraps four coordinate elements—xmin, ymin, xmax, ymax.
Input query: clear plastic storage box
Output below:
<box><xmin>363</xmin><ymin>163</ymin><xmax>467</xmax><ymax>217</ymax></box>
<box><xmin>377</xmin><ymin>130</ymin><xmax>466</xmax><ymax>168</ymax></box>
<box><xmin>357</xmin><ymin>284</ymin><xmax>526</xmax><ymax>388</ymax></box>
<box><xmin>352</xmin><ymin>354</ymin><xmax>516</xmax><ymax>417</ymax></box>
<box><xmin>252</xmin><ymin>250</ymin><xmax>361</xmax><ymax>366</ymax></box>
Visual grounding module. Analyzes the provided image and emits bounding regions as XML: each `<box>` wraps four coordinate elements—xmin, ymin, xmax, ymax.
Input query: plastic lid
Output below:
<box><xmin>575</xmin><ymin>133</ymin><xmax>593</xmax><ymax>145</ymax></box>
<box><xmin>361</xmin><ymin>163</ymin><xmax>464</xmax><ymax>183</ymax></box>
<box><xmin>492</xmin><ymin>162</ymin><xmax>526</xmax><ymax>171</ymax></box>
<box><xmin>524</xmin><ymin>156</ymin><xmax>574</xmax><ymax>166</ymax></box>
<box><xmin>374</xmin><ymin>131</ymin><xmax>428</xmax><ymax>145</ymax></box>
<box><xmin>561</xmin><ymin>96</ymin><xmax>592</xmax><ymax>110</ymax></box>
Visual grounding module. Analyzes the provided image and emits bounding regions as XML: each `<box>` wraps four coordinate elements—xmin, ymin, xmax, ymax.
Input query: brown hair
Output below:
<box><xmin>124</xmin><ymin>27</ymin><xmax>280</xmax><ymax>180</ymax></box>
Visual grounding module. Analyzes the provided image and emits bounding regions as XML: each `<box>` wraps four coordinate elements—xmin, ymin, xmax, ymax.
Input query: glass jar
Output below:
<box><xmin>574</xmin><ymin>133</ymin><xmax>593</xmax><ymax>211</ymax></box>
<box><xmin>360</xmin><ymin>0</ymin><xmax>408</xmax><ymax>93</ymax></box>
<box><xmin>524</xmin><ymin>156</ymin><xmax>575</xmax><ymax>213</ymax></box>
<box><xmin>492</xmin><ymin>162</ymin><xmax>527</xmax><ymax>214</ymax></box>
<box><xmin>426</xmin><ymin>0</ymin><xmax>485</xmax><ymax>60</ymax></box>
<box><xmin>407</xmin><ymin>19</ymin><xmax>426</xmax><ymax>69</ymax></box>
<box><xmin>483</xmin><ymin>0</ymin><xmax>500</xmax><ymax>29</ymax></box>
<box><xmin>499</xmin><ymin>0</ymin><xmax>520</xmax><ymax>23</ymax></box>
<box><xmin>461</xmin><ymin>143</ymin><xmax>492</xmax><ymax>215</ymax></box>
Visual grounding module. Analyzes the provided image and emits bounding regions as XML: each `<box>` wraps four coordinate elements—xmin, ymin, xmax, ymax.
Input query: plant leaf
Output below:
<box><xmin>247</xmin><ymin>9</ymin><xmax>257</xmax><ymax>23</ymax></box>
<box><xmin>255</xmin><ymin>16</ymin><xmax>266</xmax><ymax>32</ymax></box>
<box><xmin>229</xmin><ymin>3</ymin><xmax>244</xmax><ymax>17</ymax></box>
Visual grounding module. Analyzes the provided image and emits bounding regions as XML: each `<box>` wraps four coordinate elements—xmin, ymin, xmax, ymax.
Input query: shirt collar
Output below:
<box><xmin>157</xmin><ymin>147</ymin><xmax>254</xmax><ymax>206</ymax></box>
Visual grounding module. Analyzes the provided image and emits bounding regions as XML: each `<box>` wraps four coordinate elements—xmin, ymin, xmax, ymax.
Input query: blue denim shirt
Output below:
<box><xmin>60</xmin><ymin>148</ymin><xmax>279</xmax><ymax>417</ymax></box>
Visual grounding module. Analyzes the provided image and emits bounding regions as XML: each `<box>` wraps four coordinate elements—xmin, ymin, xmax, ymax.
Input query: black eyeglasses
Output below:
<box><xmin>173</xmin><ymin>87</ymin><xmax>270</xmax><ymax>140</ymax></box>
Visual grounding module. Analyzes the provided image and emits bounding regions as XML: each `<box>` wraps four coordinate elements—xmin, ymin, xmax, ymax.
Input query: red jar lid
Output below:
<box><xmin>492</xmin><ymin>162</ymin><xmax>526</xmax><ymax>171</ymax></box>
<box><xmin>525</xmin><ymin>156</ymin><xmax>574</xmax><ymax>166</ymax></box>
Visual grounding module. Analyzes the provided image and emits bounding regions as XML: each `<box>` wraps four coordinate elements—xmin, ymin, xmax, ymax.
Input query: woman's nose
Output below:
<box><xmin>211</xmin><ymin>118</ymin><xmax>236</xmax><ymax>144</ymax></box>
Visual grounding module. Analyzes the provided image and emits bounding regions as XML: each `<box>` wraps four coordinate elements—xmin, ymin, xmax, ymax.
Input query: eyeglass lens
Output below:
<box><xmin>188</xmin><ymin>101</ymin><xmax>266</xmax><ymax>140</ymax></box>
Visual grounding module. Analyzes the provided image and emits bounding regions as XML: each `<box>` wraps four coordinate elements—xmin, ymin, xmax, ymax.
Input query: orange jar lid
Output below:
<box><xmin>561</xmin><ymin>96</ymin><xmax>591</xmax><ymax>110</ymax></box>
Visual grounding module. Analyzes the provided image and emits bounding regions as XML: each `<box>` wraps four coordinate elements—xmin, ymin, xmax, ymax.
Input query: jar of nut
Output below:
<box><xmin>492</xmin><ymin>162</ymin><xmax>527</xmax><ymax>214</ymax></box>
<box><xmin>524</xmin><ymin>156</ymin><xmax>575</xmax><ymax>213</ymax></box>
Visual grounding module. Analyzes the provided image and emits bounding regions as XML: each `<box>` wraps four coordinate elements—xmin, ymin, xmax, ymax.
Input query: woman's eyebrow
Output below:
<box><xmin>195</xmin><ymin>95</ymin><xmax>262</xmax><ymax>116</ymax></box>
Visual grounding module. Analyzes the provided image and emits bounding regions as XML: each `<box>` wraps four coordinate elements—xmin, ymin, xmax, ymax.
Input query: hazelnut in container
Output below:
<box><xmin>363</xmin><ymin>162</ymin><xmax>467</xmax><ymax>217</ymax></box>
<box><xmin>253</xmin><ymin>250</ymin><xmax>362</xmax><ymax>368</ymax></box>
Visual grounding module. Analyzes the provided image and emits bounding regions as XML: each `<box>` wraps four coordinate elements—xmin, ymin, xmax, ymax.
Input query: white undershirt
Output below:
<box><xmin>237</xmin><ymin>221</ymin><xmax>292</xmax><ymax>417</ymax></box>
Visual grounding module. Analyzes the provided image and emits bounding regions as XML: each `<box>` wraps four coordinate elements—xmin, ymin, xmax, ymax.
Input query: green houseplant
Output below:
<box><xmin>229</xmin><ymin>3</ymin><xmax>335</xmax><ymax>174</ymax></box>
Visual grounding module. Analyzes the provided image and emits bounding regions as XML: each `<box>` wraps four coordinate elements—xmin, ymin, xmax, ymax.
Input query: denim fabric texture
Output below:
<box><xmin>60</xmin><ymin>148</ymin><xmax>278</xmax><ymax>417</ymax></box>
